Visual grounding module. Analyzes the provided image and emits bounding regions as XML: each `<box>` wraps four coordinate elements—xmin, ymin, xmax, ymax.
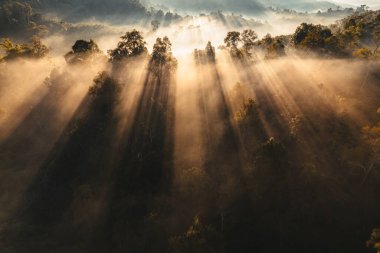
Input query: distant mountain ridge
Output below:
<box><xmin>262</xmin><ymin>0</ymin><xmax>340</xmax><ymax>12</ymax></box>
<box><xmin>1</xmin><ymin>0</ymin><xmax>149</xmax><ymax>21</ymax></box>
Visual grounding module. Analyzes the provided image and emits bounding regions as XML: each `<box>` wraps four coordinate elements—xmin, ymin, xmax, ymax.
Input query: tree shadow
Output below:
<box><xmin>91</xmin><ymin>64</ymin><xmax>176</xmax><ymax>253</ymax></box>
<box><xmin>0</xmin><ymin>71</ymin><xmax>122</xmax><ymax>252</ymax></box>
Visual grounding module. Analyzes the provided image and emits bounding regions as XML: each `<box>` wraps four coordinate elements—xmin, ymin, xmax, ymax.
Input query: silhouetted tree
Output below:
<box><xmin>151</xmin><ymin>20</ymin><xmax>160</xmax><ymax>31</ymax></box>
<box><xmin>224</xmin><ymin>31</ymin><xmax>242</xmax><ymax>58</ymax></box>
<box><xmin>149</xmin><ymin>36</ymin><xmax>177</xmax><ymax>74</ymax></box>
<box><xmin>205</xmin><ymin>41</ymin><xmax>216</xmax><ymax>62</ymax></box>
<box><xmin>261</xmin><ymin>33</ymin><xmax>274</xmax><ymax>47</ymax></box>
<box><xmin>224</xmin><ymin>30</ymin><xmax>259</xmax><ymax>59</ymax></box>
<box><xmin>224</xmin><ymin>31</ymin><xmax>240</xmax><ymax>49</ymax></box>
<box><xmin>64</xmin><ymin>39</ymin><xmax>103</xmax><ymax>64</ymax></box>
<box><xmin>241</xmin><ymin>29</ymin><xmax>257</xmax><ymax>56</ymax></box>
<box><xmin>267</xmin><ymin>39</ymin><xmax>286</xmax><ymax>59</ymax></box>
<box><xmin>194</xmin><ymin>41</ymin><xmax>215</xmax><ymax>64</ymax></box>
<box><xmin>108</xmin><ymin>29</ymin><xmax>148</xmax><ymax>61</ymax></box>
<box><xmin>89</xmin><ymin>71</ymin><xmax>119</xmax><ymax>98</ymax></box>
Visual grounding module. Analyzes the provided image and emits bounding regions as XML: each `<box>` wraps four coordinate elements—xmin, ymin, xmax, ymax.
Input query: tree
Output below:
<box><xmin>224</xmin><ymin>31</ymin><xmax>241</xmax><ymax>49</ymax></box>
<box><xmin>293</xmin><ymin>23</ymin><xmax>343</xmax><ymax>56</ymax></box>
<box><xmin>64</xmin><ymin>39</ymin><xmax>103</xmax><ymax>64</ymax></box>
<box><xmin>339</xmin><ymin>19</ymin><xmax>362</xmax><ymax>49</ymax></box>
<box><xmin>241</xmin><ymin>29</ymin><xmax>258</xmax><ymax>54</ymax></box>
<box><xmin>89</xmin><ymin>71</ymin><xmax>119</xmax><ymax>98</ymax></box>
<box><xmin>29</xmin><ymin>36</ymin><xmax>49</xmax><ymax>57</ymax></box>
<box><xmin>352</xmin><ymin>47</ymin><xmax>373</xmax><ymax>59</ymax></box>
<box><xmin>236</xmin><ymin>98</ymin><xmax>260</xmax><ymax>126</ymax></box>
<box><xmin>224</xmin><ymin>30</ymin><xmax>259</xmax><ymax>59</ymax></box>
<box><xmin>259</xmin><ymin>34</ymin><xmax>286</xmax><ymax>59</ymax></box>
<box><xmin>293</xmin><ymin>23</ymin><xmax>332</xmax><ymax>47</ymax></box>
<box><xmin>373</xmin><ymin>25</ymin><xmax>380</xmax><ymax>56</ymax></box>
<box><xmin>151</xmin><ymin>36</ymin><xmax>175</xmax><ymax>64</ymax></box>
<box><xmin>0</xmin><ymin>36</ymin><xmax>48</xmax><ymax>61</ymax></box>
<box><xmin>224</xmin><ymin>31</ymin><xmax>243</xmax><ymax>58</ymax></box>
<box><xmin>151</xmin><ymin>20</ymin><xmax>160</xmax><ymax>32</ymax></box>
<box><xmin>108</xmin><ymin>30</ymin><xmax>148</xmax><ymax>61</ymax></box>
<box><xmin>194</xmin><ymin>41</ymin><xmax>215</xmax><ymax>64</ymax></box>
<box><xmin>205</xmin><ymin>41</ymin><xmax>216</xmax><ymax>62</ymax></box>
<box><xmin>149</xmin><ymin>36</ymin><xmax>177</xmax><ymax>74</ymax></box>
<box><xmin>262</xmin><ymin>33</ymin><xmax>273</xmax><ymax>46</ymax></box>
<box><xmin>266</xmin><ymin>38</ymin><xmax>286</xmax><ymax>59</ymax></box>
<box><xmin>72</xmin><ymin>40</ymin><xmax>100</xmax><ymax>53</ymax></box>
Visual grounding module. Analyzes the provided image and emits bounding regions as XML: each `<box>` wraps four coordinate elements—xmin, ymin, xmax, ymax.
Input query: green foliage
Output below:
<box><xmin>293</xmin><ymin>22</ymin><xmax>343</xmax><ymax>56</ymax></box>
<box><xmin>352</xmin><ymin>47</ymin><xmax>373</xmax><ymax>59</ymax></box>
<box><xmin>336</xmin><ymin>10</ymin><xmax>380</xmax><ymax>56</ymax></box>
<box><xmin>0</xmin><ymin>36</ymin><xmax>48</xmax><ymax>61</ymax></box>
<box><xmin>339</xmin><ymin>19</ymin><xmax>363</xmax><ymax>49</ymax></box>
<box><xmin>108</xmin><ymin>30</ymin><xmax>148</xmax><ymax>61</ymax></box>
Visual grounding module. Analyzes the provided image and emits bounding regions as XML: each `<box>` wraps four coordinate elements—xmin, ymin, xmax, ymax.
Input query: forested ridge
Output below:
<box><xmin>0</xmin><ymin>5</ymin><xmax>380</xmax><ymax>253</ymax></box>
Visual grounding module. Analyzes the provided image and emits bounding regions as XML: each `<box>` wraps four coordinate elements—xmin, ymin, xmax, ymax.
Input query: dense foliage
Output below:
<box><xmin>65</xmin><ymin>39</ymin><xmax>104</xmax><ymax>64</ymax></box>
<box><xmin>0</xmin><ymin>36</ymin><xmax>48</xmax><ymax>61</ymax></box>
<box><xmin>108</xmin><ymin>30</ymin><xmax>148</xmax><ymax>62</ymax></box>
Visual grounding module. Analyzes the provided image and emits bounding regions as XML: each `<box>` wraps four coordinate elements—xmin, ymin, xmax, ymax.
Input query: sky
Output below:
<box><xmin>145</xmin><ymin>0</ymin><xmax>380</xmax><ymax>11</ymax></box>
<box><xmin>332</xmin><ymin>0</ymin><xmax>379</xmax><ymax>5</ymax></box>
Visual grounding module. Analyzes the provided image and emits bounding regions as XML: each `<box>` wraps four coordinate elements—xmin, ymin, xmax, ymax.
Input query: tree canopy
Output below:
<box><xmin>108</xmin><ymin>30</ymin><xmax>148</xmax><ymax>61</ymax></box>
<box><xmin>149</xmin><ymin>36</ymin><xmax>177</xmax><ymax>73</ymax></box>
<box><xmin>0</xmin><ymin>36</ymin><xmax>48</xmax><ymax>61</ymax></box>
<box><xmin>292</xmin><ymin>22</ymin><xmax>346</xmax><ymax>57</ymax></box>
<box><xmin>224</xmin><ymin>29</ymin><xmax>258</xmax><ymax>59</ymax></box>
<box><xmin>194</xmin><ymin>41</ymin><xmax>216</xmax><ymax>64</ymax></box>
<box><xmin>64</xmin><ymin>39</ymin><xmax>103</xmax><ymax>64</ymax></box>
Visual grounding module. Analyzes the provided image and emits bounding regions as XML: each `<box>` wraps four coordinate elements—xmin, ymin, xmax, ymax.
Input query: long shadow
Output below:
<box><xmin>91</xmin><ymin>64</ymin><xmax>176</xmax><ymax>253</ymax></box>
<box><xmin>198</xmin><ymin>63</ymin><xmax>243</xmax><ymax>179</ymax></box>
<box><xmin>0</xmin><ymin>69</ymin><xmax>88</xmax><ymax>234</ymax></box>
<box><xmin>0</xmin><ymin>73</ymin><xmax>74</xmax><ymax>173</ymax></box>
<box><xmin>194</xmin><ymin>58</ymin><xmax>266</xmax><ymax>251</ymax></box>
<box><xmin>231</xmin><ymin>60</ymin><xmax>380</xmax><ymax>253</ymax></box>
<box><xmin>0</xmin><ymin>72</ymin><xmax>121</xmax><ymax>252</ymax></box>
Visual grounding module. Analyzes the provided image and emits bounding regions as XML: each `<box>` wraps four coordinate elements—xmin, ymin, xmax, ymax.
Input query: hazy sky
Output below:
<box><xmin>332</xmin><ymin>0</ymin><xmax>379</xmax><ymax>5</ymax></box>
<box><xmin>146</xmin><ymin>0</ymin><xmax>380</xmax><ymax>11</ymax></box>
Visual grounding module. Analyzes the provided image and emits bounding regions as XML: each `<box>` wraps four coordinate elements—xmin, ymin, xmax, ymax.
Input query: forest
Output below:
<box><xmin>0</xmin><ymin>1</ymin><xmax>380</xmax><ymax>253</ymax></box>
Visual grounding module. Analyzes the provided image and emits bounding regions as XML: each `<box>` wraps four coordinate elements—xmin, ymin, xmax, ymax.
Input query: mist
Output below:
<box><xmin>1</xmin><ymin>1</ymin><xmax>380</xmax><ymax>253</ymax></box>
